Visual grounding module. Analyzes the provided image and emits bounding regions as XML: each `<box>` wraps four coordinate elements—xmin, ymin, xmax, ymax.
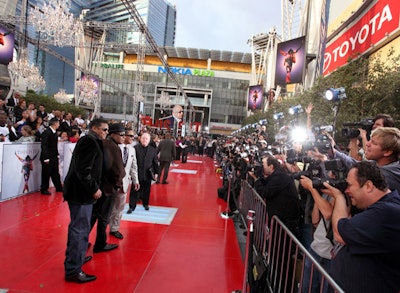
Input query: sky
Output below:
<box><xmin>169</xmin><ymin>0</ymin><xmax>282</xmax><ymax>53</ymax></box>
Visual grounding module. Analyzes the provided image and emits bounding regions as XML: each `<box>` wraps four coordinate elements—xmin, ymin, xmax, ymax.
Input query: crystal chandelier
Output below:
<box><xmin>8</xmin><ymin>48</ymin><xmax>46</xmax><ymax>91</ymax></box>
<box><xmin>77</xmin><ymin>76</ymin><xmax>98</xmax><ymax>104</ymax></box>
<box><xmin>29</xmin><ymin>0</ymin><xmax>83</xmax><ymax>47</ymax></box>
<box><xmin>54</xmin><ymin>89</ymin><xmax>71</xmax><ymax>104</ymax></box>
<box><xmin>158</xmin><ymin>91</ymin><xmax>170</xmax><ymax>113</ymax></box>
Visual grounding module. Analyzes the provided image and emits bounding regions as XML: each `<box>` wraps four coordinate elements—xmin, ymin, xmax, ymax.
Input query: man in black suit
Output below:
<box><xmin>6</xmin><ymin>91</ymin><xmax>19</xmax><ymax>107</ymax></box>
<box><xmin>90</xmin><ymin>123</ymin><xmax>125</xmax><ymax>253</ymax></box>
<box><xmin>157</xmin><ymin>132</ymin><xmax>176</xmax><ymax>184</ymax></box>
<box><xmin>40</xmin><ymin>117</ymin><xmax>62</xmax><ymax>195</ymax></box>
<box><xmin>63</xmin><ymin>118</ymin><xmax>109</xmax><ymax>284</ymax></box>
<box><xmin>128</xmin><ymin>132</ymin><xmax>159</xmax><ymax>212</ymax></box>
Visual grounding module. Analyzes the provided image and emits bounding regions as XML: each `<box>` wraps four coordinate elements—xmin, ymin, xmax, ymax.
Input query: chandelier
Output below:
<box><xmin>29</xmin><ymin>0</ymin><xmax>83</xmax><ymax>47</ymax></box>
<box><xmin>77</xmin><ymin>76</ymin><xmax>98</xmax><ymax>104</ymax></box>
<box><xmin>158</xmin><ymin>91</ymin><xmax>170</xmax><ymax>113</ymax></box>
<box><xmin>8</xmin><ymin>48</ymin><xmax>46</xmax><ymax>91</ymax></box>
<box><xmin>54</xmin><ymin>89</ymin><xmax>71</xmax><ymax>104</ymax></box>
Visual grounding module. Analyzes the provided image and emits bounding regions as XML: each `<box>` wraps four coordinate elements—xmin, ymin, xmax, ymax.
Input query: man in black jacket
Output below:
<box><xmin>63</xmin><ymin>118</ymin><xmax>108</xmax><ymax>284</ymax></box>
<box><xmin>157</xmin><ymin>132</ymin><xmax>176</xmax><ymax>184</ymax></box>
<box><xmin>40</xmin><ymin>117</ymin><xmax>62</xmax><ymax>195</ymax></box>
<box><xmin>128</xmin><ymin>132</ymin><xmax>159</xmax><ymax>212</ymax></box>
<box><xmin>252</xmin><ymin>154</ymin><xmax>300</xmax><ymax>233</ymax></box>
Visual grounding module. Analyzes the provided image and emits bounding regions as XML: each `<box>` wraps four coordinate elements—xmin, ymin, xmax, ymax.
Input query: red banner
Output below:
<box><xmin>323</xmin><ymin>0</ymin><xmax>400</xmax><ymax>75</ymax></box>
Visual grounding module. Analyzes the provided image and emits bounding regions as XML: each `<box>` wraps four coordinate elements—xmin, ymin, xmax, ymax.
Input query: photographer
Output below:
<box><xmin>359</xmin><ymin>114</ymin><xmax>395</xmax><ymax>154</ymax></box>
<box><xmin>322</xmin><ymin>161</ymin><xmax>400</xmax><ymax>293</ymax></box>
<box><xmin>299</xmin><ymin>175</ymin><xmax>337</xmax><ymax>293</ymax></box>
<box><xmin>249</xmin><ymin>154</ymin><xmax>300</xmax><ymax>234</ymax></box>
<box><xmin>331</xmin><ymin>127</ymin><xmax>400</xmax><ymax>193</ymax></box>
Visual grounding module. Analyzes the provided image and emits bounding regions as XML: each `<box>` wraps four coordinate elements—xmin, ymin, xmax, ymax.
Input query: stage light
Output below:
<box><xmin>325</xmin><ymin>87</ymin><xmax>347</xmax><ymax>101</ymax></box>
<box><xmin>259</xmin><ymin>119</ymin><xmax>267</xmax><ymax>125</ymax></box>
<box><xmin>288</xmin><ymin>105</ymin><xmax>303</xmax><ymax>115</ymax></box>
<box><xmin>273</xmin><ymin>112</ymin><xmax>284</xmax><ymax>120</ymax></box>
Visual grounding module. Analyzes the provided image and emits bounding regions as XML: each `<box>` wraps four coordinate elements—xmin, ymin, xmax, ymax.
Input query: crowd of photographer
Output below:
<box><xmin>216</xmin><ymin>108</ymin><xmax>400</xmax><ymax>293</ymax></box>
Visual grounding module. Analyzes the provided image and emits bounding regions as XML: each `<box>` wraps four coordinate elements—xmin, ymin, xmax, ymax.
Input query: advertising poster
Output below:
<box><xmin>248</xmin><ymin>84</ymin><xmax>263</xmax><ymax>112</ymax></box>
<box><xmin>1</xmin><ymin>143</ymin><xmax>41</xmax><ymax>200</ymax></box>
<box><xmin>275</xmin><ymin>36</ymin><xmax>306</xmax><ymax>85</ymax></box>
<box><xmin>0</xmin><ymin>26</ymin><xmax>14</xmax><ymax>65</ymax></box>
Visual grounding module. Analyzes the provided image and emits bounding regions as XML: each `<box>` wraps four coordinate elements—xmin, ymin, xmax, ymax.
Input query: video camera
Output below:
<box><xmin>342</xmin><ymin>118</ymin><xmax>374</xmax><ymax>139</ymax></box>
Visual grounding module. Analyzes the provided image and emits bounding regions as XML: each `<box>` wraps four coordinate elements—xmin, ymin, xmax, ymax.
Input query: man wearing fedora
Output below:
<box><xmin>89</xmin><ymin>123</ymin><xmax>125</xmax><ymax>253</ymax></box>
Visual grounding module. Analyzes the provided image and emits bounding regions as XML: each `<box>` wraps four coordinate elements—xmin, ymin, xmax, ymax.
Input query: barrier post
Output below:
<box><xmin>224</xmin><ymin>173</ymin><xmax>233</xmax><ymax>214</ymax></box>
<box><xmin>240</xmin><ymin>210</ymin><xmax>255</xmax><ymax>293</ymax></box>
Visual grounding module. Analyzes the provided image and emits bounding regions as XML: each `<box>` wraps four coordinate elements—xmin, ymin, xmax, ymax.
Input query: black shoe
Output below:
<box><xmin>110</xmin><ymin>231</ymin><xmax>124</xmax><ymax>239</ymax></box>
<box><xmin>41</xmin><ymin>190</ymin><xmax>51</xmax><ymax>195</ymax></box>
<box><xmin>93</xmin><ymin>243</ymin><xmax>118</xmax><ymax>253</ymax></box>
<box><xmin>56</xmin><ymin>189</ymin><xmax>63</xmax><ymax>192</ymax></box>
<box><xmin>83</xmin><ymin>256</ymin><xmax>92</xmax><ymax>264</ymax></box>
<box><xmin>127</xmin><ymin>208</ymin><xmax>134</xmax><ymax>214</ymax></box>
<box><xmin>155</xmin><ymin>180</ymin><xmax>160</xmax><ymax>184</ymax></box>
<box><xmin>161</xmin><ymin>181</ymin><xmax>168</xmax><ymax>184</ymax></box>
<box><xmin>144</xmin><ymin>205</ymin><xmax>149</xmax><ymax>211</ymax></box>
<box><xmin>65</xmin><ymin>271</ymin><xmax>97</xmax><ymax>283</ymax></box>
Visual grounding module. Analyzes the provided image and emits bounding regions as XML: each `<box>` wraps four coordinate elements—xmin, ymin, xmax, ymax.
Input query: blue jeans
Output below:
<box><xmin>64</xmin><ymin>203</ymin><xmax>92</xmax><ymax>276</ymax></box>
<box><xmin>301</xmin><ymin>247</ymin><xmax>331</xmax><ymax>293</ymax></box>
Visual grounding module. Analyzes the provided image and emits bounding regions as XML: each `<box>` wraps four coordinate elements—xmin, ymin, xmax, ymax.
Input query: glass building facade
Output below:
<box><xmin>95</xmin><ymin>53</ymin><xmax>251</xmax><ymax>134</ymax></box>
<box><xmin>8</xmin><ymin>0</ymin><xmax>176</xmax><ymax>95</ymax></box>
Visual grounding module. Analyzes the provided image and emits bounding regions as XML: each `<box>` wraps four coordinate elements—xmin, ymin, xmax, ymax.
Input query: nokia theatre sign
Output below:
<box><xmin>323</xmin><ymin>0</ymin><xmax>399</xmax><ymax>75</ymax></box>
<box><xmin>158</xmin><ymin>66</ymin><xmax>215</xmax><ymax>77</ymax></box>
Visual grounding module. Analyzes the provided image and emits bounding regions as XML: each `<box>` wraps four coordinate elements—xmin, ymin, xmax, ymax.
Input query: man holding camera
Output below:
<box><xmin>332</xmin><ymin>127</ymin><xmax>400</xmax><ymax>193</ymax></box>
<box><xmin>250</xmin><ymin>154</ymin><xmax>300</xmax><ymax>234</ymax></box>
<box><xmin>321</xmin><ymin>161</ymin><xmax>400</xmax><ymax>293</ymax></box>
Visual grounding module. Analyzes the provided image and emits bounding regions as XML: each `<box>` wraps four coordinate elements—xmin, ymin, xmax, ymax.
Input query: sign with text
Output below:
<box><xmin>323</xmin><ymin>1</ymin><xmax>400</xmax><ymax>75</ymax></box>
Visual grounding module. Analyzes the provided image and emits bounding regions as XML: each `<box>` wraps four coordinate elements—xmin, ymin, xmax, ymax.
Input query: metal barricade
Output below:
<box><xmin>267</xmin><ymin>216</ymin><xmax>344</xmax><ymax>293</ymax></box>
<box><xmin>235</xmin><ymin>180</ymin><xmax>345</xmax><ymax>293</ymax></box>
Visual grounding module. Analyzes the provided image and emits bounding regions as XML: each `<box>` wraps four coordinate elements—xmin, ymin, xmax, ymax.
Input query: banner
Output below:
<box><xmin>275</xmin><ymin>36</ymin><xmax>306</xmax><ymax>85</ymax></box>
<box><xmin>1</xmin><ymin>143</ymin><xmax>41</xmax><ymax>200</ymax></box>
<box><xmin>0</xmin><ymin>26</ymin><xmax>14</xmax><ymax>65</ymax></box>
<box><xmin>247</xmin><ymin>85</ymin><xmax>263</xmax><ymax>111</ymax></box>
<box><xmin>323</xmin><ymin>0</ymin><xmax>400</xmax><ymax>75</ymax></box>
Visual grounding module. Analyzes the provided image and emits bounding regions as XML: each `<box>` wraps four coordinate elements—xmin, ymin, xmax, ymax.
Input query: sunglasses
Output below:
<box><xmin>102</xmin><ymin>128</ymin><xmax>109</xmax><ymax>132</ymax></box>
<box><xmin>178</xmin><ymin>111</ymin><xmax>183</xmax><ymax>113</ymax></box>
<box><xmin>126</xmin><ymin>134</ymin><xmax>135</xmax><ymax>138</ymax></box>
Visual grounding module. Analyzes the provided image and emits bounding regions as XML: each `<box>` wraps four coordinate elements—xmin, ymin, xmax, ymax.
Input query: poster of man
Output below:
<box><xmin>275</xmin><ymin>36</ymin><xmax>306</xmax><ymax>85</ymax></box>
<box><xmin>248</xmin><ymin>85</ymin><xmax>263</xmax><ymax>112</ymax></box>
<box><xmin>0</xmin><ymin>26</ymin><xmax>14</xmax><ymax>65</ymax></box>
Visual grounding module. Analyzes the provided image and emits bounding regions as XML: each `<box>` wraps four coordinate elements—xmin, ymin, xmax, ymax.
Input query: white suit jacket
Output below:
<box><xmin>119</xmin><ymin>144</ymin><xmax>139</xmax><ymax>193</ymax></box>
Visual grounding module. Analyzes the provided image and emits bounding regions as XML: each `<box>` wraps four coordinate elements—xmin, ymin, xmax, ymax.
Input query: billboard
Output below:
<box><xmin>0</xmin><ymin>26</ymin><xmax>14</xmax><ymax>65</ymax></box>
<box><xmin>275</xmin><ymin>36</ymin><xmax>306</xmax><ymax>85</ymax></box>
<box><xmin>248</xmin><ymin>85</ymin><xmax>263</xmax><ymax>111</ymax></box>
<box><xmin>323</xmin><ymin>0</ymin><xmax>400</xmax><ymax>75</ymax></box>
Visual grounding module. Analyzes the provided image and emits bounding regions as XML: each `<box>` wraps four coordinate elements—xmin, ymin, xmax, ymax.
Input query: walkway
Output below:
<box><xmin>0</xmin><ymin>155</ymin><xmax>244</xmax><ymax>292</ymax></box>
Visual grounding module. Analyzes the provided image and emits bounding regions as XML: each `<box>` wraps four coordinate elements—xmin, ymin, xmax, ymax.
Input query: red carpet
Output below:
<box><xmin>0</xmin><ymin>156</ymin><xmax>244</xmax><ymax>292</ymax></box>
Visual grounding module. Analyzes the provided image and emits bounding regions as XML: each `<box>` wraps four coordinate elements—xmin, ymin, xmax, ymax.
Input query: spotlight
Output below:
<box><xmin>288</xmin><ymin>105</ymin><xmax>303</xmax><ymax>115</ymax></box>
<box><xmin>325</xmin><ymin>87</ymin><xmax>347</xmax><ymax>101</ymax></box>
<box><xmin>259</xmin><ymin>119</ymin><xmax>267</xmax><ymax>125</ymax></box>
<box><xmin>273</xmin><ymin>112</ymin><xmax>284</xmax><ymax>120</ymax></box>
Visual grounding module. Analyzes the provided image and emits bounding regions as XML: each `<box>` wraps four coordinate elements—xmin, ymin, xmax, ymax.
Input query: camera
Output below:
<box><xmin>292</xmin><ymin>158</ymin><xmax>348</xmax><ymax>192</ymax></box>
<box><xmin>342</xmin><ymin>119</ymin><xmax>374</xmax><ymax>139</ymax></box>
